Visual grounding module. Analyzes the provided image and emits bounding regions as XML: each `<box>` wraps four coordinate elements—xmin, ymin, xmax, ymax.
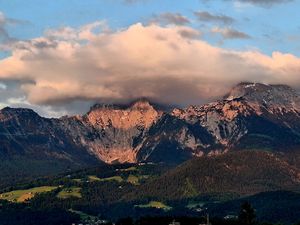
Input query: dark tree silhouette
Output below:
<box><xmin>116</xmin><ymin>217</ymin><xmax>134</xmax><ymax>225</ymax></box>
<box><xmin>238</xmin><ymin>202</ymin><xmax>256</xmax><ymax>225</ymax></box>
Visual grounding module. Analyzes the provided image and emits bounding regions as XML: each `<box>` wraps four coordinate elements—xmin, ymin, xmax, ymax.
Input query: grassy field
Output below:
<box><xmin>88</xmin><ymin>175</ymin><xmax>102</xmax><ymax>182</ymax></box>
<box><xmin>135</xmin><ymin>201</ymin><xmax>172</xmax><ymax>211</ymax></box>
<box><xmin>0</xmin><ymin>186</ymin><xmax>58</xmax><ymax>202</ymax></box>
<box><xmin>69</xmin><ymin>209</ymin><xmax>98</xmax><ymax>221</ymax></box>
<box><xmin>127</xmin><ymin>175</ymin><xmax>139</xmax><ymax>185</ymax></box>
<box><xmin>57</xmin><ymin>187</ymin><xmax>82</xmax><ymax>199</ymax></box>
<box><xmin>99</xmin><ymin>176</ymin><xmax>123</xmax><ymax>183</ymax></box>
<box><xmin>119</xmin><ymin>166</ymin><xmax>137</xmax><ymax>172</ymax></box>
<box><xmin>73</xmin><ymin>175</ymin><xmax>124</xmax><ymax>183</ymax></box>
<box><xmin>100</xmin><ymin>174</ymin><xmax>150</xmax><ymax>185</ymax></box>
<box><xmin>73</xmin><ymin>178</ymin><xmax>82</xmax><ymax>182</ymax></box>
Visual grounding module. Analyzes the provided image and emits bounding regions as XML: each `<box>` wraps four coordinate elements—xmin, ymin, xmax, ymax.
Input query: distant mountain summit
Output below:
<box><xmin>86</xmin><ymin>98</ymin><xmax>162</xmax><ymax>130</ymax></box>
<box><xmin>1</xmin><ymin>83</ymin><xmax>300</xmax><ymax>184</ymax></box>
<box><xmin>173</xmin><ymin>82</ymin><xmax>300</xmax><ymax>153</ymax></box>
<box><xmin>89</xmin><ymin>98</ymin><xmax>170</xmax><ymax>111</ymax></box>
<box><xmin>224</xmin><ymin>82</ymin><xmax>300</xmax><ymax>110</ymax></box>
<box><xmin>77</xmin><ymin>99</ymin><xmax>163</xmax><ymax>163</ymax></box>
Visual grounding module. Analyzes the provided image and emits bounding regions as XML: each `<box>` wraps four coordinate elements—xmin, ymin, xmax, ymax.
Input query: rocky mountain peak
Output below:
<box><xmin>2</xmin><ymin>83</ymin><xmax>300</xmax><ymax>166</ymax></box>
<box><xmin>1</xmin><ymin>106</ymin><xmax>37</xmax><ymax>114</ymax></box>
<box><xmin>88</xmin><ymin>98</ymin><xmax>160</xmax><ymax>112</ymax></box>
<box><xmin>0</xmin><ymin>107</ymin><xmax>40</xmax><ymax>121</ymax></box>
<box><xmin>223</xmin><ymin>82</ymin><xmax>300</xmax><ymax>111</ymax></box>
<box><xmin>130</xmin><ymin>98</ymin><xmax>155</xmax><ymax>110</ymax></box>
<box><xmin>85</xmin><ymin>98</ymin><xmax>163</xmax><ymax>130</ymax></box>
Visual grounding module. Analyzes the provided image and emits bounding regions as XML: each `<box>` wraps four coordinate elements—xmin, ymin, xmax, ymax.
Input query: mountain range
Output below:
<box><xmin>1</xmin><ymin>82</ymin><xmax>300</xmax><ymax>183</ymax></box>
<box><xmin>2</xmin><ymin>82</ymin><xmax>300</xmax><ymax>224</ymax></box>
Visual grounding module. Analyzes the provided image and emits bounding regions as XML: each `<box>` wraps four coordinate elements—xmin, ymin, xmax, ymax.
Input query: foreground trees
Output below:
<box><xmin>239</xmin><ymin>202</ymin><xmax>256</xmax><ymax>225</ymax></box>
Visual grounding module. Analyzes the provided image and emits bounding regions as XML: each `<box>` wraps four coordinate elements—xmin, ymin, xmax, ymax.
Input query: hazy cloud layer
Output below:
<box><xmin>0</xmin><ymin>11</ymin><xmax>27</xmax><ymax>51</ymax></box>
<box><xmin>0</xmin><ymin>22</ymin><xmax>300</xmax><ymax>112</ymax></box>
<box><xmin>202</xmin><ymin>0</ymin><xmax>293</xmax><ymax>7</ymax></box>
<box><xmin>150</xmin><ymin>13</ymin><xmax>190</xmax><ymax>25</ymax></box>
<box><xmin>0</xmin><ymin>12</ymin><xmax>21</xmax><ymax>50</ymax></box>
<box><xmin>122</xmin><ymin>0</ymin><xmax>148</xmax><ymax>4</ymax></box>
<box><xmin>194</xmin><ymin>11</ymin><xmax>235</xmax><ymax>24</ymax></box>
<box><xmin>211</xmin><ymin>27</ymin><xmax>251</xmax><ymax>39</ymax></box>
<box><xmin>239</xmin><ymin>0</ymin><xmax>292</xmax><ymax>6</ymax></box>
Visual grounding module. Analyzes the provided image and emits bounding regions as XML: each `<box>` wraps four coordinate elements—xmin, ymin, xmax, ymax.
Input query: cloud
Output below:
<box><xmin>150</xmin><ymin>12</ymin><xmax>190</xmax><ymax>25</ymax></box>
<box><xmin>0</xmin><ymin>12</ymin><xmax>25</xmax><ymax>26</ymax></box>
<box><xmin>0</xmin><ymin>12</ymin><xmax>16</xmax><ymax>43</ymax></box>
<box><xmin>202</xmin><ymin>0</ymin><xmax>293</xmax><ymax>7</ymax></box>
<box><xmin>239</xmin><ymin>0</ymin><xmax>292</xmax><ymax>6</ymax></box>
<box><xmin>0</xmin><ymin>82</ymin><xmax>7</xmax><ymax>90</ymax></box>
<box><xmin>211</xmin><ymin>27</ymin><xmax>251</xmax><ymax>39</ymax></box>
<box><xmin>122</xmin><ymin>0</ymin><xmax>149</xmax><ymax>4</ymax></box>
<box><xmin>0</xmin><ymin>80</ymin><xmax>93</xmax><ymax>117</ymax></box>
<box><xmin>194</xmin><ymin>11</ymin><xmax>235</xmax><ymax>24</ymax></box>
<box><xmin>0</xmin><ymin>22</ymin><xmax>300</xmax><ymax>115</ymax></box>
<box><xmin>0</xmin><ymin>12</ymin><xmax>27</xmax><ymax>51</ymax></box>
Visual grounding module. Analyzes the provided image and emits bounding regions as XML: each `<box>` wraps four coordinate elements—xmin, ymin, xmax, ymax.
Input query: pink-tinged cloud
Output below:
<box><xmin>0</xmin><ymin>22</ymin><xmax>300</xmax><ymax>107</ymax></box>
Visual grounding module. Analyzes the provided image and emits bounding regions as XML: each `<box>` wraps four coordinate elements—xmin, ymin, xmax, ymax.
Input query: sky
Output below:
<box><xmin>0</xmin><ymin>0</ymin><xmax>300</xmax><ymax>117</ymax></box>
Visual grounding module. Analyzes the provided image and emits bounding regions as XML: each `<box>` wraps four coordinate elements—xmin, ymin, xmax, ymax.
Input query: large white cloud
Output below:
<box><xmin>0</xmin><ymin>22</ymin><xmax>300</xmax><ymax>109</ymax></box>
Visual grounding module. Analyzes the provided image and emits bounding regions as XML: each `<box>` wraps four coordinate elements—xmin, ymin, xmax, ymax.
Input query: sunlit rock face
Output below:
<box><xmin>2</xmin><ymin>82</ymin><xmax>300</xmax><ymax>166</ymax></box>
<box><xmin>78</xmin><ymin>99</ymin><xmax>164</xmax><ymax>163</ymax></box>
<box><xmin>86</xmin><ymin>100</ymin><xmax>162</xmax><ymax>129</ymax></box>
<box><xmin>61</xmin><ymin>83</ymin><xmax>300</xmax><ymax>164</ymax></box>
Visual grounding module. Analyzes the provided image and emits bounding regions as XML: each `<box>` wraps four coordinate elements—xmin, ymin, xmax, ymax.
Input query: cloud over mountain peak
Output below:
<box><xmin>0</xmin><ymin>22</ymin><xmax>300</xmax><ymax>110</ymax></box>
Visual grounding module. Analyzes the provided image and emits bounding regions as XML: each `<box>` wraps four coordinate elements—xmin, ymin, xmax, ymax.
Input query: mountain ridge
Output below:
<box><xmin>1</xmin><ymin>82</ymin><xmax>300</xmax><ymax>182</ymax></box>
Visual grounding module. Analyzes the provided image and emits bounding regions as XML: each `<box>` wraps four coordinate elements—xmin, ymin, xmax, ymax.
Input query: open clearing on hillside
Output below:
<box><xmin>73</xmin><ymin>175</ymin><xmax>124</xmax><ymax>183</ymax></box>
<box><xmin>127</xmin><ymin>175</ymin><xmax>139</xmax><ymax>185</ymax></box>
<box><xmin>73</xmin><ymin>178</ymin><xmax>82</xmax><ymax>182</ymax></box>
<box><xmin>69</xmin><ymin>209</ymin><xmax>98</xmax><ymax>221</ymax></box>
<box><xmin>135</xmin><ymin>201</ymin><xmax>172</xmax><ymax>211</ymax></box>
<box><xmin>88</xmin><ymin>175</ymin><xmax>102</xmax><ymax>182</ymax></box>
<box><xmin>0</xmin><ymin>186</ymin><xmax>58</xmax><ymax>202</ymax></box>
<box><xmin>72</xmin><ymin>173</ymin><xmax>151</xmax><ymax>186</ymax></box>
<box><xmin>57</xmin><ymin>187</ymin><xmax>82</xmax><ymax>199</ymax></box>
<box><xmin>99</xmin><ymin>176</ymin><xmax>124</xmax><ymax>182</ymax></box>
<box><xmin>119</xmin><ymin>166</ymin><xmax>137</xmax><ymax>172</ymax></box>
